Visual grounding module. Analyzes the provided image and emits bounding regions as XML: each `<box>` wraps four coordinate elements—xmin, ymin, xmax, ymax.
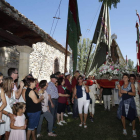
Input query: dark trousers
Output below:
<box><xmin>48</xmin><ymin>99</ymin><xmax>58</xmax><ymax>126</ymax></box>
<box><xmin>64</xmin><ymin>104</ymin><xmax>71</xmax><ymax>113</ymax></box>
<box><xmin>73</xmin><ymin>98</ymin><xmax>79</xmax><ymax>118</ymax></box>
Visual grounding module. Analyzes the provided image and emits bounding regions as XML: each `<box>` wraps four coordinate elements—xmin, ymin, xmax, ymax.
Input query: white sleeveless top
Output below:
<box><xmin>0</xmin><ymin>89</ymin><xmax>16</xmax><ymax>135</ymax></box>
<box><xmin>89</xmin><ymin>84</ymin><xmax>97</xmax><ymax>95</ymax></box>
<box><xmin>1</xmin><ymin>91</ymin><xmax>16</xmax><ymax>114</ymax></box>
<box><xmin>82</xmin><ymin>86</ymin><xmax>87</xmax><ymax>96</ymax></box>
<box><xmin>18</xmin><ymin>87</ymin><xmax>27</xmax><ymax>103</ymax></box>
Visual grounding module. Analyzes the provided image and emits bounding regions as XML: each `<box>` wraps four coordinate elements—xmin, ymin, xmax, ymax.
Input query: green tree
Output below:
<box><xmin>77</xmin><ymin>37</ymin><xmax>94</xmax><ymax>74</ymax></box>
<box><xmin>128</xmin><ymin>59</ymin><xmax>134</xmax><ymax>69</ymax></box>
<box><xmin>98</xmin><ymin>0</ymin><xmax>120</xmax><ymax>8</ymax></box>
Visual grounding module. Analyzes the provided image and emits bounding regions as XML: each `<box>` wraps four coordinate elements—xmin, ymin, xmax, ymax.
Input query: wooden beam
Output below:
<box><xmin>0</xmin><ymin>28</ymin><xmax>32</xmax><ymax>47</ymax></box>
<box><xmin>15</xmin><ymin>31</ymin><xmax>34</xmax><ymax>38</ymax></box>
<box><xmin>0</xmin><ymin>40</ymin><xmax>14</xmax><ymax>47</ymax></box>
<box><xmin>0</xmin><ymin>22</ymin><xmax>18</xmax><ymax>30</ymax></box>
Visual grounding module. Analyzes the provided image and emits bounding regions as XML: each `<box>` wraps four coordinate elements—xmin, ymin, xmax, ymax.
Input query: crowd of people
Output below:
<box><xmin>0</xmin><ymin>68</ymin><xmax>140</xmax><ymax>140</ymax></box>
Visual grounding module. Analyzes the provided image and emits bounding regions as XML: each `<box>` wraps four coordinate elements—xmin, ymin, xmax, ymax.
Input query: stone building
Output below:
<box><xmin>0</xmin><ymin>0</ymin><xmax>71</xmax><ymax>82</ymax></box>
<box><xmin>30</xmin><ymin>42</ymin><xmax>70</xmax><ymax>81</ymax></box>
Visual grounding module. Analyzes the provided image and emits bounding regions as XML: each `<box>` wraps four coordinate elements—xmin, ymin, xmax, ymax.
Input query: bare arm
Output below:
<box><xmin>21</xmin><ymin>89</ymin><xmax>26</xmax><ymax>102</ymax></box>
<box><xmin>10</xmin><ymin>120</ymin><xmax>26</xmax><ymax>130</ymax></box>
<box><xmin>117</xmin><ymin>84</ymin><xmax>122</xmax><ymax>97</ymax></box>
<box><xmin>0</xmin><ymin>88</ymin><xmax>7</xmax><ymax>111</ymax></box>
<box><xmin>72</xmin><ymin>86</ymin><xmax>76</xmax><ymax>103</ymax></box>
<box><xmin>15</xmin><ymin>81</ymin><xmax>24</xmax><ymax>99</ymax></box>
<box><xmin>58</xmin><ymin>93</ymin><xmax>69</xmax><ymax>97</ymax></box>
<box><xmin>118</xmin><ymin>89</ymin><xmax>122</xmax><ymax>97</ymax></box>
<box><xmin>29</xmin><ymin>90</ymin><xmax>44</xmax><ymax>104</ymax></box>
<box><xmin>85</xmin><ymin>86</ymin><xmax>89</xmax><ymax>93</ymax></box>
<box><xmin>72</xmin><ymin>86</ymin><xmax>76</xmax><ymax>99</ymax></box>
<box><xmin>48</xmin><ymin>94</ymin><xmax>52</xmax><ymax>104</ymax></box>
<box><xmin>95</xmin><ymin>80</ymin><xmax>100</xmax><ymax>89</ymax></box>
<box><xmin>2</xmin><ymin>110</ymin><xmax>15</xmax><ymax>122</ymax></box>
<box><xmin>100</xmin><ymin>88</ymin><xmax>103</xmax><ymax>96</ymax></box>
<box><xmin>48</xmin><ymin>94</ymin><xmax>54</xmax><ymax>108</ymax></box>
<box><xmin>119</xmin><ymin>84</ymin><xmax>136</xmax><ymax>96</ymax></box>
<box><xmin>127</xmin><ymin>84</ymin><xmax>136</xmax><ymax>96</ymax></box>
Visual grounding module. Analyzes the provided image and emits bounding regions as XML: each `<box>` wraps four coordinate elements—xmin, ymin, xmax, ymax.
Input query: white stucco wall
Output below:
<box><xmin>29</xmin><ymin>42</ymin><xmax>70</xmax><ymax>82</ymax></box>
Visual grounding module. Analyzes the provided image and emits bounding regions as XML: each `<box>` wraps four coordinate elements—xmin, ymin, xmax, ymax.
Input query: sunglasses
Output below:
<box><xmin>13</xmin><ymin>72</ymin><xmax>18</xmax><ymax>74</ymax></box>
<box><xmin>78</xmin><ymin>78</ymin><xmax>83</xmax><ymax>80</ymax></box>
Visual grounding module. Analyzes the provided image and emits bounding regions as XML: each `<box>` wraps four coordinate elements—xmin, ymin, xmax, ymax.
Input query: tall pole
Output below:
<box><xmin>64</xmin><ymin>31</ymin><xmax>68</xmax><ymax>74</ymax></box>
<box><xmin>126</xmin><ymin>55</ymin><xmax>127</xmax><ymax>65</ymax></box>
<box><xmin>84</xmin><ymin>43</ymin><xmax>93</xmax><ymax>75</ymax></box>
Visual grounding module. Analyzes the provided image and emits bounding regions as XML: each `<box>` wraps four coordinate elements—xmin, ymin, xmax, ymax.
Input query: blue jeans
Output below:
<box><xmin>48</xmin><ymin>99</ymin><xmax>58</xmax><ymax>125</ymax></box>
<box><xmin>64</xmin><ymin>105</ymin><xmax>71</xmax><ymax>113</ymax></box>
<box><xmin>73</xmin><ymin>99</ymin><xmax>78</xmax><ymax>118</ymax></box>
<box><xmin>27</xmin><ymin>111</ymin><xmax>41</xmax><ymax>130</ymax></box>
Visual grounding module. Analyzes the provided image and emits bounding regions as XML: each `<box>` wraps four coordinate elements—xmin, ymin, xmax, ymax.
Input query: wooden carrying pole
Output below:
<box><xmin>64</xmin><ymin>32</ymin><xmax>68</xmax><ymax>74</ymax></box>
<box><xmin>84</xmin><ymin>43</ymin><xmax>93</xmax><ymax>75</ymax></box>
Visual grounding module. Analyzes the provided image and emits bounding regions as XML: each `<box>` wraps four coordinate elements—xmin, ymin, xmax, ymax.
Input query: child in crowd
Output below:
<box><xmin>9</xmin><ymin>102</ymin><xmax>27</xmax><ymax>140</ymax></box>
<box><xmin>37</xmin><ymin>80</ymin><xmax>56</xmax><ymax>137</ymax></box>
<box><xmin>0</xmin><ymin>72</ymin><xmax>6</xmax><ymax>124</ymax></box>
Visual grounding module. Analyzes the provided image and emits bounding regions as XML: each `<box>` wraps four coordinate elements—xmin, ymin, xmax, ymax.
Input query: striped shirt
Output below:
<box><xmin>46</xmin><ymin>82</ymin><xmax>58</xmax><ymax>99</ymax></box>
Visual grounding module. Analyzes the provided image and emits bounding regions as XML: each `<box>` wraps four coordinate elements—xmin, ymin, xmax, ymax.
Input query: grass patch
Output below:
<box><xmin>38</xmin><ymin>104</ymin><xmax>140</xmax><ymax>140</ymax></box>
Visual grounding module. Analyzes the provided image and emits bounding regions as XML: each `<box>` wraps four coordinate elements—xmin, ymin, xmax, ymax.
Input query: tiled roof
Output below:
<box><xmin>0</xmin><ymin>0</ymin><xmax>71</xmax><ymax>55</ymax></box>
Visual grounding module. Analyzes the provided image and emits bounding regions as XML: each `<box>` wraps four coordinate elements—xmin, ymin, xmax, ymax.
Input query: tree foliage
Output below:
<box><xmin>127</xmin><ymin>59</ymin><xmax>135</xmax><ymax>69</ymax></box>
<box><xmin>77</xmin><ymin>38</ymin><xmax>94</xmax><ymax>74</ymax></box>
<box><xmin>99</xmin><ymin>0</ymin><xmax>120</xmax><ymax>9</ymax></box>
<box><xmin>127</xmin><ymin>59</ymin><xmax>137</xmax><ymax>73</ymax></box>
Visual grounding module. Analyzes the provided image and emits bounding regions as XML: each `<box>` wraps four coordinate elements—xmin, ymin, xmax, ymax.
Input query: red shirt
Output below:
<box><xmin>58</xmin><ymin>85</ymin><xmax>67</xmax><ymax>104</ymax></box>
<box><xmin>65</xmin><ymin>79</ymin><xmax>72</xmax><ymax>92</ymax></box>
<box><xmin>72</xmin><ymin>77</ymin><xmax>78</xmax><ymax>89</ymax></box>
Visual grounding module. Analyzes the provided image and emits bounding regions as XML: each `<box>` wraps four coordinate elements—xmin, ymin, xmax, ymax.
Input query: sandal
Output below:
<box><xmin>84</xmin><ymin>123</ymin><xmax>87</xmax><ymax>128</ymax></box>
<box><xmin>0</xmin><ymin>120</ymin><xmax>5</xmax><ymax>124</ymax></box>
<box><xmin>48</xmin><ymin>132</ymin><xmax>57</xmax><ymax>137</ymax></box>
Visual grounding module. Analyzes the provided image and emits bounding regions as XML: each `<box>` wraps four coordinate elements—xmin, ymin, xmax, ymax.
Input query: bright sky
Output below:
<box><xmin>6</xmin><ymin>0</ymin><xmax>140</xmax><ymax>66</ymax></box>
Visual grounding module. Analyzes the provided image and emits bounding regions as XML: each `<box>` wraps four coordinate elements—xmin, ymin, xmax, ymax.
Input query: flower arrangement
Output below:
<box><xmin>95</xmin><ymin>61</ymin><xmax>131</xmax><ymax>80</ymax></box>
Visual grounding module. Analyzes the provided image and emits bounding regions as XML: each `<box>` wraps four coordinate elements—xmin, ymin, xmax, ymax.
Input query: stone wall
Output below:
<box><xmin>29</xmin><ymin>42</ymin><xmax>70</xmax><ymax>82</ymax></box>
<box><xmin>0</xmin><ymin>43</ymin><xmax>70</xmax><ymax>81</ymax></box>
<box><xmin>0</xmin><ymin>46</ymin><xmax>19</xmax><ymax>76</ymax></box>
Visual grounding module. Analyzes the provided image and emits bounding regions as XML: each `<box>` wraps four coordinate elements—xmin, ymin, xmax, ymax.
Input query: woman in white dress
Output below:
<box><xmin>0</xmin><ymin>72</ymin><xmax>7</xmax><ymax>124</ymax></box>
<box><xmin>0</xmin><ymin>77</ymin><xmax>24</xmax><ymax>140</ymax></box>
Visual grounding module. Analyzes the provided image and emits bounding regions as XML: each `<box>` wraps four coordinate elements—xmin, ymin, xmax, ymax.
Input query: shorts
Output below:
<box><xmin>27</xmin><ymin>111</ymin><xmax>41</xmax><ymax>130</ymax></box>
<box><xmin>57</xmin><ymin>102</ymin><xmax>66</xmax><ymax>114</ymax></box>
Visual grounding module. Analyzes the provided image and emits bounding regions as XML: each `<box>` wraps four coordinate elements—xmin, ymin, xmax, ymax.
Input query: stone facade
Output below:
<box><xmin>29</xmin><ymin>42</ymin><xmax>70</xmax><ymax>82</ymax></box>
<box><xmin>0</xmin><ymin>43</ymin><xmax>70</xmax><ymax>82</ymax></box>
<box><xmin>0</xmin><ymin>46</ymin><xmax>19</xmax><ymax>76</ymax></box>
